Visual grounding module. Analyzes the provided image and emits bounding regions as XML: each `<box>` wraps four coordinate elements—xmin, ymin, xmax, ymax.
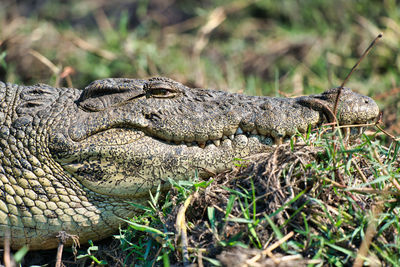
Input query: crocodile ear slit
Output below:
<box><xmin>77</xmin><ymin>78</ymin><xmax>145</xmax><ymax>111</ymax></box>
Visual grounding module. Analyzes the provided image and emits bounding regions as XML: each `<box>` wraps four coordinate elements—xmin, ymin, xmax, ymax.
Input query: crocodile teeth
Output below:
<box><xmin>198</xmin><ymin>142</ymin><xmax>206</xmax><ymax>148</ymax></box>
<box><xmin>251</xmin><ymin>129</ymin><xmax>258</xmax><ymax>135</ymax></box>
<box><xmin>235</xmin><ymin>127</ymin><xmax>243</xmax><ymax>135</ymax></box>
<box><xmin>229</xmin><ymin>135</ymin><xmax>234</xmax><ymax>140</ymax></box>
<box><xmin>222</xmin><ymin>135</ymin><xmax>227</xmax><ymax>140</ymax></box>
<box><xmin>213</xmin><ymin>140</ymin><xmax>220</xmax><ymax>147</ymax></box>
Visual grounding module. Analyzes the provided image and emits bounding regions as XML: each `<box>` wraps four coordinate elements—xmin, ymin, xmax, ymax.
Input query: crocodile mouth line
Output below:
<box><xmin>161</xmin><ymin>122</ymin><xmax>372</xmax><ymax>149</ymax></box>
<box><xmin>85</xmin><ymin>120</ymin><xmax>371</xmax><ymax>150</ymax></box>
<box><xmin>85</xmin><ymin>126</ymin><xmax>277</xmax><ymax>149</ymax></box>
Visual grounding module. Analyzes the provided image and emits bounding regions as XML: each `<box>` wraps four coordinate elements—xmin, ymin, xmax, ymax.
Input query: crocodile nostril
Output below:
<box><xmin>364</xmin><ymin>99</ymin><xmax>369</xmax><ymax>104</ymax></box>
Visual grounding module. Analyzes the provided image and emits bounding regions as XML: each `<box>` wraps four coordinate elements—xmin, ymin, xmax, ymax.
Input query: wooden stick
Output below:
<box><xmin>332</xmin><ymin>34</ymin><xmax>383</xmax><ymax>117</ymax></box>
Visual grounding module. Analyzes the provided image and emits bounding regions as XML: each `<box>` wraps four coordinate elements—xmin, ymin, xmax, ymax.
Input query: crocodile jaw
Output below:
<box><xmin>56</xmin><ymin>129</ymin><xmax>272</xmax><ymax>197</ymax></box>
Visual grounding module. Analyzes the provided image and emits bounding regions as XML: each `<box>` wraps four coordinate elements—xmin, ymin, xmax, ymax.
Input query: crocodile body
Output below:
<box><xmin>0</xmin><ymin>77</ymin><xmax>379</xmax><ymax>250</ymax></box>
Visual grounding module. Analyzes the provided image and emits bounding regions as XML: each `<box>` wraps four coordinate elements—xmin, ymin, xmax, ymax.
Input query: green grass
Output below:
<box><xmin>110</xmin><ymin>128</ymin><xmax>400</xmax><ymax>266</ymax></box>
<box><xmin>1</xmin><ymin>0</ymin><xmax>400</xmax><ymax>266</ymax></box>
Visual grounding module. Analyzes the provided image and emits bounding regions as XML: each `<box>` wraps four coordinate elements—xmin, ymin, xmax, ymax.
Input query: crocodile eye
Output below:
<box><xmin>145</xmin><ymin>81</ymin><xmax>180</xmax><ymax>98</ymax></box>
<box><xmin>149</xmin><ymin>88</ymin><xmax>175</xmax><ymax>97</ymax></box>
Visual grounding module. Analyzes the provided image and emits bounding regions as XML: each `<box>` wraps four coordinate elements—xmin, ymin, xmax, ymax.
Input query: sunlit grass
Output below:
<box><xmin>114</xmin><ymin>128</ymin><xmax>400</xmax><ymax>266</ymax></box>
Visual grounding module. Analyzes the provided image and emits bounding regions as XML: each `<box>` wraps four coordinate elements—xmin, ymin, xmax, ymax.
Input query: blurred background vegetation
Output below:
<box><xmin>0</xmin><ymin>0</ymin><xmax>398</xmax><ymax>94</ymax></box>
<box><xmin>1</xmin><ymin>1</ymin><xmax>397</xmax><ymax>134</ymax></box>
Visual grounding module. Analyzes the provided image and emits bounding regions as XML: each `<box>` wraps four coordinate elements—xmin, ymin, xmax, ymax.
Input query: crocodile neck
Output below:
<box><xmin>0</xmin><ymin>83</ymin><xmax>137</xmax><ymax>249</ymax></box>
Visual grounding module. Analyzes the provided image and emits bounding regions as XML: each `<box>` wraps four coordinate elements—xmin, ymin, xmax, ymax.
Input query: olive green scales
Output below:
<box><xmin>0</xmin><ymin>77</ymin><xmax>379</xmax><ymax>249</ymax></box>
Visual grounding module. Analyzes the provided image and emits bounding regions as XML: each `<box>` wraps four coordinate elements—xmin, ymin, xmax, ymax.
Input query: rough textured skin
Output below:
<box><xmin>0</xmin><ymin>77</ymin><xmax>379</xmax><ymax>250</ymax></box>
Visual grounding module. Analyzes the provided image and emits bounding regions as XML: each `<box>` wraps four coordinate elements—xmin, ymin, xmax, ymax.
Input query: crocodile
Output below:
<box><xmin>0</xmin><ymin>77</ymin><xmax>379</xmax><ymax>250</ymax></box>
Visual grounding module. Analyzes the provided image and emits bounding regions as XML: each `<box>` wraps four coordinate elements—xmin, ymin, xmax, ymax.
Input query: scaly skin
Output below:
<box><xmin>0</xmin><ymin>77</ymin><xmax>379</xmax><ymax>250</ymax></box>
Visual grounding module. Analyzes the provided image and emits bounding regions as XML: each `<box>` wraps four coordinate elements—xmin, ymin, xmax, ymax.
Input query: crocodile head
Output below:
<box><xmin>45</xmin><ymin>77</ymin><xmax>379</xmax><ymax>198</ymax></box>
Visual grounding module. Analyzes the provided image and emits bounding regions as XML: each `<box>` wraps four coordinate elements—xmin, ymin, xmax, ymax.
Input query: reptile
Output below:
<box><xmin>0</xmin><ymin>77</ymin><xmax>379</xmax><ymax>250</ymax></box>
